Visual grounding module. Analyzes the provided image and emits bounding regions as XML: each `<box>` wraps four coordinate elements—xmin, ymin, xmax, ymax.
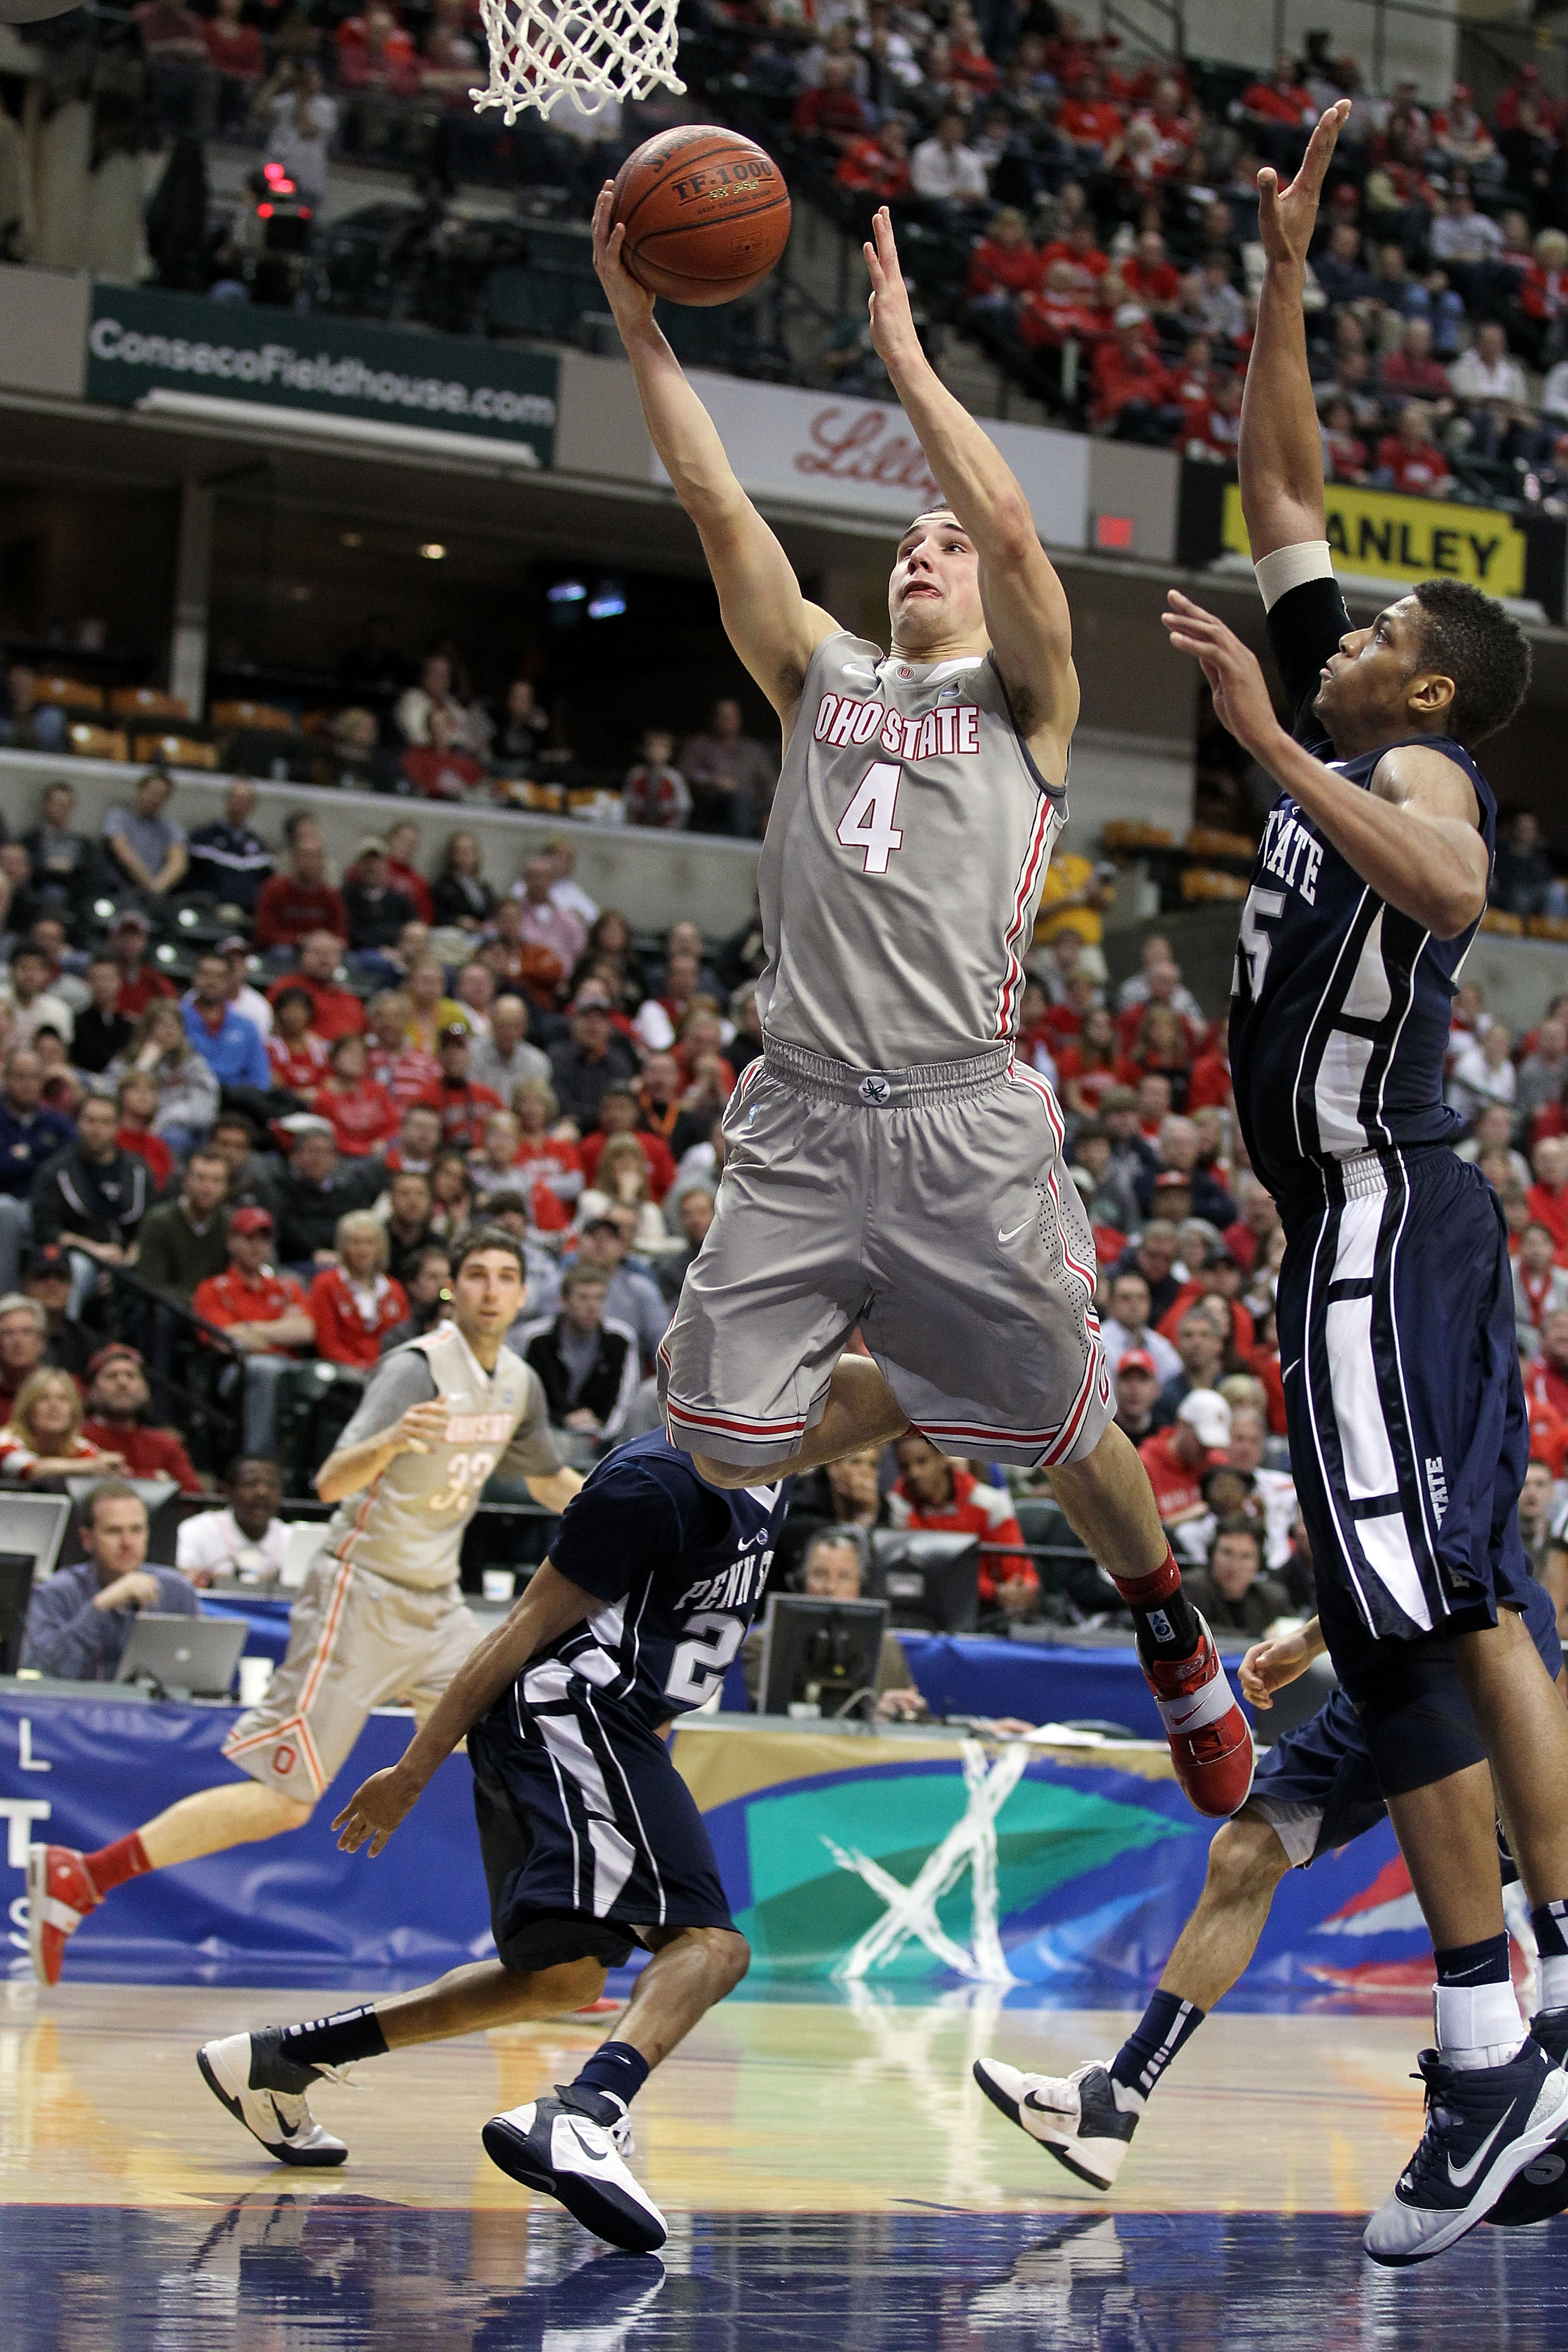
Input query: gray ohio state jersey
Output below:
<box><xmin>318</xmin><ymin>1322</ymin><xmax>560</xmax><ymax>1591</ymax></box>
<box><xmin>755</xmin><ymin>631</ymin><xmax>1066</xmax><ymax>1070</ymax></box>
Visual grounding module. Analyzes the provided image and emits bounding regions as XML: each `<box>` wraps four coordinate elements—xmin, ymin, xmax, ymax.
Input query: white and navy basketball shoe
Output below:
<box><xmin>483</xmin><ymin>2092</ymin><xmax>667</xmax><ymax>2254</ymax></box>
<box><xmin>197</xmin><ymin>2031</ymin><xmax>349</xmax><ymax>2167</ymax></box>
<box><xmin>1364</xmin><ymin>2039</ymin><xmax>1568</xmax><ymax>2265</ymax></box>
<box><xmin>1489</xmin><ymin>2009</ymin><xmax>1568</xmax><ymax>2227</ymax></box>
<box><xmin>972</xmin><ymin>2058</ymin><xmax>1139</xmax><ymax>2190</ymax></box>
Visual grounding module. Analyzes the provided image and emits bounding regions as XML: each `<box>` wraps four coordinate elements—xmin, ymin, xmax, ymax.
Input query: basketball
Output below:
<box><xmin>611</xmin><ymin>125</ymin><xmax>790</xmax><ymax>307</ymax></box>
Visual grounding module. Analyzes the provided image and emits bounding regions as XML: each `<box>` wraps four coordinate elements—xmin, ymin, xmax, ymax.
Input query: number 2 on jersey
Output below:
<box><xmin>836</xmin><ymin>761</ymin><xmax>905</xmax><ymax>875</ymax></box>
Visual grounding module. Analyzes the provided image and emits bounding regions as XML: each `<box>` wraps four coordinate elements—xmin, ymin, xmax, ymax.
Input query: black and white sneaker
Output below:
<box><xmin>197</xmin><ymin>2030</ymin><xmax>349</xmax><ymax>2168</ymax></box>
<box><xmin>1364</xmin><ymin>2039</ymin><xmax>1568</xmax><ymax>2266</ymax></box>
<box><xmin>483</xmin><ymin>2092</ymin><xmax>667</xmax><ymax>2254</ymax></box>
<box><xmin>972</xmin><ymin>2058</ymin><xmax>1138</xmax><ymax>2190</ymax></box>
<box><xmin>1489</xmin><ymin>2010</ymin><xmax>1568</xmax><ymax>2228</ymax></box>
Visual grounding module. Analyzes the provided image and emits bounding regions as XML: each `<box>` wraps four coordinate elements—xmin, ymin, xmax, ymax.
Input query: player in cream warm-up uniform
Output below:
<box><xmin>224</xmin><ymin>1294</ymin><xmax>569</xmax><ymax>1801</ymax></box>
<box><xmin>27</xmin><ymin>1227</ymin><xmax>582</xmax><ymax>1987</ymax></box>
<box><xmin>592</xmin><ymin>196</ymin><xmax>1254</xmax><ymax>1822</ymax></box>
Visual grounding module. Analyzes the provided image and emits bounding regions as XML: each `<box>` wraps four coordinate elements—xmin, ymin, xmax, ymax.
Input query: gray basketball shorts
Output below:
<box><xmin>223</xmin><ymin>1548</ymin><xmax>484</xmax><ymax>1801</ymax></box>
<box><xmin>657</xmin><ymin>1038</ymin><xmax>1113</xmax><ymax>1471</ymax></box>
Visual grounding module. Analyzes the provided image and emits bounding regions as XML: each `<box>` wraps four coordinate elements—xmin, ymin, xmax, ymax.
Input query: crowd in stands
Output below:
<box><xmin>0</xmin><ymin>631</ymin><xmax>782</xmax><ymax>840</ymax></box>
<box><xmin>2</xmin><ymin>756</ymin><xmax>1565</xmax><ymax>1661</ymax></box>
<box><xmin>24</xmin><ymin>5</ymin><xmax>1568</xmax><ymax>501</ymax></box>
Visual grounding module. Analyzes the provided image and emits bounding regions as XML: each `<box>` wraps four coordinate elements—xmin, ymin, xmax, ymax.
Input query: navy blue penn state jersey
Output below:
<box><xmin>521</xmin><ymin>1432</ymin><xmax>788</xmax><ymax>1731</ymax></box>
<box><xmin>1229</xmin><ymin>575</ymin><xmax>1497</xmax><ymax>1199</ymax></box>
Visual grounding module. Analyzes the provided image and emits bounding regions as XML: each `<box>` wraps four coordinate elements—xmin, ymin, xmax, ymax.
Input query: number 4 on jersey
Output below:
<box><xmin>836</xmin><ymin>761</ymin><xmax>905</xmax><ymax>874</ymax></box>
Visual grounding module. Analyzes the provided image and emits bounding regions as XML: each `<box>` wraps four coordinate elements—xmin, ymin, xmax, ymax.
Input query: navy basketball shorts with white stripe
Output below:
<box><xmin>467</xmin><ymin>1673</ymin><xmax>734</xmax><ymax>1974</ymax></box>
<box><xmin>1275</xmin><ymin>1145</ymin><xmax>1533</xmax><ymax>1710</ymax></box>
<box><xmin>657</xmin><ymin>1039</ymin><xmax>1113</xmax><ymax>1472</ymax></box>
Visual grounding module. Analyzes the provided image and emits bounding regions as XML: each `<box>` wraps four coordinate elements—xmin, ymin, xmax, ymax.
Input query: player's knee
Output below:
<box><xmin>1205</xmin><ymin>1812</ymin><xmax>1288</xmax><ymax>1907</ymax></box>
<box><xmin>271</xmin><ymin>1794</ymin><xmax>315</xmax><ymax>1833</ymax></box>
<box><xmin>695</xmin><ymin>1925</ymin><xmax>750</xmax><ymax>1997</ymax></box>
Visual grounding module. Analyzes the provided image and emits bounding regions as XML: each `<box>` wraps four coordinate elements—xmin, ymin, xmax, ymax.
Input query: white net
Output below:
<box><xmin>470</xmin><ymin>0</ymin><xmax>685</xmax><ymax>123</ymax></box>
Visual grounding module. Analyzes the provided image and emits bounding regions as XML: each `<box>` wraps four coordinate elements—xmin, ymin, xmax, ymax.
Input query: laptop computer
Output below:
<box><xmin>115</xmin><ymin>1613</ymin><xmax>247</xmax><ymax>1700</ymax></box>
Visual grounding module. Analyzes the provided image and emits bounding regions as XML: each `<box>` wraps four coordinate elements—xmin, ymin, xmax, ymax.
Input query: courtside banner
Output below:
<box><xmin>661</xmin><ymin>370</ymin><xmax>1090</xmax><ymax>550</ymax></box>
<box><xmin>1224</xmin><ymin>477</ymin><xmax>1526</xmax><ymax>597</ymax></box>
<box><xmin>85</xmin><ymin>284</ymin><xmax>558</xmax><ymax>463</ymax></box>
<box><xmin>1176</xmin><ymin>460</ymin><xmax>1564</xmax><ymax>619</ymax></box>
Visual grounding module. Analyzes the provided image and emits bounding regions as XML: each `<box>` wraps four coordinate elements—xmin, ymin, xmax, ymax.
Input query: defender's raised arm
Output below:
<box><xmin>1239</xmin><ymin>101</ymin><xmax>1350</xmax><ymax>562</ymax></box>
<box><xmin>592</xmin><ymin>186</ymin><xmax>836</xmax><ymax>728</ymax></box>
<box><xmin>862</xmin><ymin>207</ymin><xmax>1077</xmax><ymax>781</ymax></box>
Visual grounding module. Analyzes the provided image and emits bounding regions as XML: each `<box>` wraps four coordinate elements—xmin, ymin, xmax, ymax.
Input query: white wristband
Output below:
<box><xmin>1253</xmin><ymin>540</ymin><xmax>1335</xmax><ymax>613</ymax></box>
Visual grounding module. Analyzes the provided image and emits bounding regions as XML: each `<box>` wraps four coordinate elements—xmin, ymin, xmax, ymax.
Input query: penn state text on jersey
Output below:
<box><xmin>1227</xmin><ymin>577</ymin><xmax>1497</xmax><ymax>1202</ymax></box>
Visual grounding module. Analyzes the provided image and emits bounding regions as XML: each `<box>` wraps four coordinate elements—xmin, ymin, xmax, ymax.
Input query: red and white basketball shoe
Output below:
<box><xmin>26</xmin><ymin>1846</ymin><xmax>99</xmax><ymax>1987</ymax></box>
<box><xmin>1141</xmin><ymin>1617</ymin><xmax>1254</xmax><ymax>1819</ymax></box>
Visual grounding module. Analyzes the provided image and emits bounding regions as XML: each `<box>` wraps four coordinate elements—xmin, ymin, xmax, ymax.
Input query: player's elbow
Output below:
<box><xmin>1429</xmin><ymin>879</ymin><xmax>1487</xmax><ymax>942</ymax></box>
<box><xmin>983</xmin><ymin>493</ymin><xmax>1043</xmax><ymax>571</ymax></box>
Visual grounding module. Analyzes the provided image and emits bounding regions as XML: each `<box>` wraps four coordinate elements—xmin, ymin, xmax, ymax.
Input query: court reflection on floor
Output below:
<box><xmin>2</xmin><ymin>2201</ymin><xmax>1565</xmax><ymax>2351</ymax></box>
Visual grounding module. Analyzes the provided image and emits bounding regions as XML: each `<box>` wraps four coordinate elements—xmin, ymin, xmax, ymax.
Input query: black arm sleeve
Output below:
<box><xmin>1264</xmin><ymin>575</ymin><xmax>1352</xmax><ymax>745</ymax></box>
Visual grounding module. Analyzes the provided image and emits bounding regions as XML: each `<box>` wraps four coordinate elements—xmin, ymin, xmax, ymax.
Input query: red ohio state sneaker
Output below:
<box><xmin>1142</xmin><ymin>1618</ymin><xmax>1255</xmax><ymax>1819</ymax></box>
<box><xmin>26</xmin><ymin>1846</ymin><xmax>100</xmax><ymax>1987</ymax></box>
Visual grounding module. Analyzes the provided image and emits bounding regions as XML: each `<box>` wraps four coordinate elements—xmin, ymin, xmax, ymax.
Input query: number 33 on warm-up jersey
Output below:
<box><xmin>659</xmin><ymin>631</ymin><xmax>1113</xmax><ymax>1476</ymax></box>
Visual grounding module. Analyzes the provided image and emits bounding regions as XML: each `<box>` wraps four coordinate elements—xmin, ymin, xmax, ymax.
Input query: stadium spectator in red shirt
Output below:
<box><xmin>1376</xmin><ymin>402</ymin><xmax>1453</xmax><ymax>496</ymax></box>
<box><xmin>253</xmin><ymin>822</ymin><xmax>347</xmax><ymax>952</ymax></box>
<box><xmin>1526</xmin><ymin>1309</ymin><xmax>1568</xmax><ymax>1424</ymax></box>
<box><xmin>1528</xmin><ymin>1136</ymin><xmax>1568</xmax><ymax>1255</ymax></box>
<box><xmin>114</xmin><ymin>1071</ymin><xmax>174</xmax><ymax>1194</ymax></box>
<box><xmin>1138</xmin><ymin>1389</ymin><xmax>1231</xmax><ymax>1526</ymax></box>
<box><xmin>1319</xmin><ymin>396</ymin><xmax>1371</xmax><ymax>484</ymax></box>
<box><xmin>312</xmin><ymin>1031</ymin><xmax>399</xmax><ymax>1157</ymax></box>
<box><xmin>1058</xmin><ymin>70</ymin><xmax>1125</xmax><ymax>158</ymax></box>
<box><xmin>1378</xmin><ymin>318</ymin><xmax>1454</xmax><ymax>412</ymax></box>
<box><xmin>966</xmin><ymin>207</ymin><xmax>1044</xmax><ymax>308</ymax></box>
<box><xmin>193</xmin><ymin>1206</ymin><xmax>315</xmax><ymax>1456</ymax></box>
<box><xmin>266</xmin><ymin>931</ymin><xmax>366</xmax><ymax>1044</ymax></box>
<box><xmin>308</xmin><ymin>1211</ymin><xmax>408</xmax><ymax>1369</ymax></box>
<box><xmin>429</xmin><ymin>1023</ymin><xmax>503</xmax><ymax>1151</ymax></box>
<box><xmin>578</xmin><ymin>1086</ymin><xmax>677</xmax><ymax>1201</ymax></box>
<box><xmin>400</xmin><ymin>706</ymin><xmax>486</xmax><ymax>800</ymax></box>
<box><xmin>204</xmin><ymin>0</ymin><xmax>263</xmax><ymax>82</ymax></box>
<box><xmin>79</xmin><ymin>1343</ymin><xmax>203</xmax><ymax>1493</ymax></box>
<box><xmin>1090</xmin><ymin>305</ymin><xmax>1180</xmax><ymax>437</ymax></box>
<box><xmin>1120</xmin><ymin>228</ymin><xmax>1182</xmax><ymax>314</ymax></box>
<box><xmin>889</xmin><ymin>1434</ymin><xmax>1037</xmax><ymax>1615</ymax></box>
<box><xmin>336</xmin><ymin>1</ymin><xmax>420</xmax><ymax>95</ymax></box>
<box><xmin>793</xmin><ymin>57</ymin><xmax>868</xmax><ymax>146</ymax></box>
<box><xmin>267</xmin><ymin>986</ymin><xmax>331</xmax><ymax>1095</ymax></box>
<box><xmin>1239</xmin><ymin>55</ymin><xmax>1315</xmax><ymax>129</ymax></box>
<box><xmin>835</xmin><ymin>118</ymin><xmax>911</xmax><ymax>200</ymax></box>
<box><xmin>1038</xmin><ymin>219</ymin><xmax>1110</xmax><ymax>293</ymax></box>
<box><xmin>381</xmin><ymin>821</ymin><xmax>434</xmax><ymax>924</ymax></box>
<box><xmin>109</xmin><ymin>910</ymin><xmax>177</xmax><ymax>1020</ymax></box>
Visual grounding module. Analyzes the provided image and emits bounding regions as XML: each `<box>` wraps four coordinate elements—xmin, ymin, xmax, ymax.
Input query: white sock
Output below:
<box><xmin>1433</xmin><ymin>1979</ymin><xmax>1527</xmax><ymax>2070</ymax></box>
<box><xmin>1539</xmin><ymin>1953</ymin><xmax>1568</xmax><ymax>2012</ymax></box>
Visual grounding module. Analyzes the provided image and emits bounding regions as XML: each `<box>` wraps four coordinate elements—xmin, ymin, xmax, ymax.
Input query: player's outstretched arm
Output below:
<box><xmin>333</xmin><ymin>1562</ymin><xmax>599</xmax><ymax>1854</ymax></box>
<box><xmin>526</xmin><ymin>1466</ymin><xmax>584</xmax><ymax>1514</ymax></box>
<box><xmin>1163</xmin><ymin>593</ymin><xmax>1489</xmax><ymax>936</ymax></box>
<box><xmin>1239</xmin><ymin>101</ymin><xmax>1350</xmax><ymax>561</ymax></box>
<box><xmin>592</xmin><ymin>186</ymin><xmax>837</xmax><ymax>727</ymax></box>
<box><xmin>863</xmin><ymin>207</ymin><xmax>1078</xmax><ymax>779</ymax></box>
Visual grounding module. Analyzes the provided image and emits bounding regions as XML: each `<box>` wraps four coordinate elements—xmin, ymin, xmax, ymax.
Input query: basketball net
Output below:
<box><xmin>470</xmin><ymin>0</ymin><xmax>685</xmax><ymax>123</ymax></box>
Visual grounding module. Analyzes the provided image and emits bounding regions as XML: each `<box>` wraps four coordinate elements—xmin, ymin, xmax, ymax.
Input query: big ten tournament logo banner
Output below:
<box><xmin>657</xmin><ymin>372</ymin><xmax>1091</xmax><ymax>552</ymax></box>
<box><xmin>1175</xmin><ymin>463</ymin><xmax>1566</xmax><ymax>623</ymax></box>
<box><xmin>86</xmin><ymin>285</ymin><xmax>559</xmax><ymax>466</ymax></box>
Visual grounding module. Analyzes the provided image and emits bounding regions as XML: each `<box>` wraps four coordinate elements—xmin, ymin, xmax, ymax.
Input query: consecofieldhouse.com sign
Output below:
<box><xmin>85</xmin><ymin>284</ymin><xmax>558</xmax><ymax>463</ymax></box>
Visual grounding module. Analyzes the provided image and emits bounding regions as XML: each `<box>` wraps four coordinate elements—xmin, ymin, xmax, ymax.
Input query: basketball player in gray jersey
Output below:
<box><xmin>27</xmin><ymin>1225</ymin><xmax>582</xmax><ymax>1990</ymax></box>
<box><xmin>593</xmin><ymin>197</ymin><xmax>1250</xmax><ymax>1817</ymax></box>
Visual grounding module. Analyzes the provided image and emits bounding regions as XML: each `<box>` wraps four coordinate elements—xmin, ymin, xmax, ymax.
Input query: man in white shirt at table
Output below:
<box><xmin>176</xmin><ymin>1457</ymin><xmax>289</xmax><ymax>1587</ymax></box>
